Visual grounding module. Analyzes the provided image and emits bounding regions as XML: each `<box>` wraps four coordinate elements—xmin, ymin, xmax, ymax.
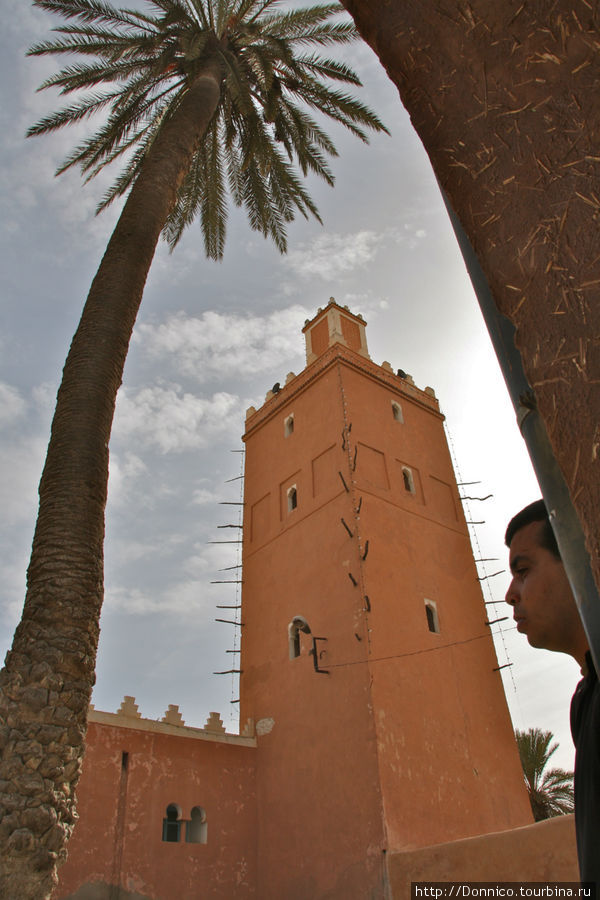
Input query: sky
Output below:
<box><xmin>0</xmin><ymin>0</ymin><xmax>584</xmax><ymax>772</ymax></box>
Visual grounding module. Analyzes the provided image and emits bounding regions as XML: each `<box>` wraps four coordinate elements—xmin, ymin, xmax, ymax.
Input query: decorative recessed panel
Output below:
<box><xmin>312</xmin><ymin>445</ymin><xmax>338</xmax><ymax>499</ymax></box>
<box><xmin>251</xmin><ymin>493</ymin><xmax>271</xmax><ymax>542</ymax></box>
<box><xmin>310</xmin><ymin>318</ymin><xmax>329</xmax><ymax>357</ymax></box>
<box><xmin>356</xmin><ymin>443</ymin><xmax>389</xmax><ymax>490</ymax></box>
<box><xmin>429</xmin><ymin>476</ymin><xmax>458</xmax><ymax>521</ymax></box>
<box><xmin>341</xmin><ymin>316</ymin><xmax>361</xmax><ymax>352</ymax></box>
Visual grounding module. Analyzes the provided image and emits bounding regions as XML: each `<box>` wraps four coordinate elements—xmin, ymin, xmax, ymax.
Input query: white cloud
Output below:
<box><xmin>0</xmin><ymin>382</ymin><xmax>26</xmax><ymax>425</ymax></box>
<box><xmin>112</xmin><ymin>384</ymin><xmax>244</xmax><ymax>453</ymax></box>
<box><xmin>107</xmin><ymin>451</ymin><xmax>148</xmax><ymax>508</ymax></box>
<box><xmin>31</xmin><ymin>381</ymin><xmax>58</xmax><ymax>419</ymax></box>
<box><xmin>105</xmin><ymin>579</ymin><xmax>216</xmax><ymax>617</ymax></box>
<box><xmin>286</xmin><ymin>230</ymin><xmax>380</xmax><ymax>279</ymax></box>
<box><xmin>106</xmin><ymin>530</ymin><xmax>189</xmax><ymax>572</ymax></box>
<box><xmin>0</xmin><ymin>434</ymin><xmax>45</xmax><ymax>524</ymax></box>
<box><xmin>133</xmin><ymin>305</ymin><xmax>309</xmax><ymax>382</ymax></box>
<box><xmin>193</xmin><ymin>486</ymin><xmax>225</xmax><ymax>506</ymax></box>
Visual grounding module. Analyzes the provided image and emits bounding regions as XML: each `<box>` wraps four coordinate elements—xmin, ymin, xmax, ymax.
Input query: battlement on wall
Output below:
<box><xmin>88</xmin><ymin>696</ymin><xmax>257</xmax><ymax>747</ymax></box>
<box><xmin>244</xmin><ymin>341</ymin><xmax>440</xmax><ymax>435</ymax></box>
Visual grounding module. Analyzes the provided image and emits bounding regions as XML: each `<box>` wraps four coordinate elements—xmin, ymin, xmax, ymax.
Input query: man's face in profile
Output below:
<box><xmin>505</xmin><ymin>520</ymin><xmax>583</xmax><ymax>661</ymax></box>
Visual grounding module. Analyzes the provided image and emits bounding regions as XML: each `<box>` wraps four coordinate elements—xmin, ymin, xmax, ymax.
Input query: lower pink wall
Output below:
<box><xmin>55</xmin><ymin>722</ymin><xmax>579</xmax><ymax>900</ymax></box>
<box><xmin>55</xmin><ymin>722</ymin><xmax>257</xmax><ymax>899</ymax></box>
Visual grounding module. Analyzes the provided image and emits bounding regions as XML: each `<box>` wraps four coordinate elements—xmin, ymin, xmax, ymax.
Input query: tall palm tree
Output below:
<box><xmin>0</xmin><ymin>2</ymin><xmax>387</xmax><ymax>896</ymax></box>
<box><xmin>515</xmin><ymin>728</ymin><xmax>574</xmax><ymax>822</ymax></box>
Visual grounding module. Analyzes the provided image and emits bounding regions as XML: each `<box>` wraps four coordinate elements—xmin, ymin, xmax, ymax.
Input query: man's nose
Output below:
<box><xmin>505</xmin><ymin>577</ymin><xmax>518</xmax><ymax>606</ymax></box>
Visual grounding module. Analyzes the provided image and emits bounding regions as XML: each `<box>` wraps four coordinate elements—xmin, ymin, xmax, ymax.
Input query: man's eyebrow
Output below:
<box><xmin>509</xmin><ymin>553</ymin><xmax>528</xmax><ymax>574</ymax></box>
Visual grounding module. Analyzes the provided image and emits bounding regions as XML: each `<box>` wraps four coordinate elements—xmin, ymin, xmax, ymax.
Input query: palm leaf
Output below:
<box><xmin>34</xmin><ymin>0</ymin><xmax>147</xmax><ymax>29</ymax></box>
<box><xmin>515</xmin><ymin>728</ymin><xmax>574</xmax><ymax>822</ymax></box>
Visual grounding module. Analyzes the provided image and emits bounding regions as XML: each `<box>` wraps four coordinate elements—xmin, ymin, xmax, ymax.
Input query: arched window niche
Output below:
<box><xmin>402</xmin><ymin>467</ymin><xmax>415</xmax><ymax>494</ymax></box>
<box><xmin>391</xmin><ymin>400</ymin><xmax>404</xmax><ymax>423</ymax></box>
<box><xmin>284</xmin><ymin>413</ymin><xmax>295</xmax><ymax>437</ymax></box>
<box><xmin>288</xmin><ymin>615</ymin><xmax>312</xmax><ymax>659</ymax></box>
<box><xmin>162</xmin><ymin>803</ymin><xmax>182</xmax><ymax>842</ymax></box>
<box><xmin>287</xmin><ymin>485</ymin><xmax>298</xmax><ymax>513</ymax></box>
<box><xmin>186</xmin><ymin>806</ymin><xmax>208</xmax><ymax>844</ymax></box>
<box><xmin>425</xmin><ymin>599</ymin><xmax>440</xmax><ymax>634</ymax></box>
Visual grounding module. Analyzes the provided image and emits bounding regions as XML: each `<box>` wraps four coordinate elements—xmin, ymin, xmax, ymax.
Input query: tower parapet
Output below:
<box><xmin>245</xmin><ymin>299</ymin><xmax>439</xmax><ymax>431</ymax></box>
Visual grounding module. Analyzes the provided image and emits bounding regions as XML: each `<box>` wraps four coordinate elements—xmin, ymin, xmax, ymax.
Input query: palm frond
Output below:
<box><xmin>33</xmin><ymin>0</ymin><xmax>147</xmax><ymax>29</ymax></box>
<box><xmin>516</xmin><ymin>728</ymin><xmax>573</xmax><ymax>822</ymax></box>
<box><xmin>36</xmin><ymin>60</ymin><xmax>153</xmax><ymax>94</ymax></box>
<box><xmin>258</xmin><ymin>4</ymin><xmax>346</xmax><ymax>39</ymax></box>
<box><xmin>286</xmin><ymin>21</ymin><xmax>357</xmax><ymax>47</ymax></box>
<box><xmin>199</xmin><ymin>121</ymin><xmax>228</xmax><ymax>258</ymax></box>
<box><xmin>213</xmin><ymin>0</ymin><xmax>236</xmax><ymax>36</ymax></box>
<box><xmin>242</xmin><ymin>0</ymin><xmax>282</xmax><ymax>25</ymax></box>
<box><xmin>27</xmin><ymin>91</ymin><xmax>120</xmax><ymax>138</ymax></box>
<box><xmin>221</xmin><ymin>49</ymin><xmax>256</xmax><ymax>116</ymax></box>
<box><xmin>163</xmin><ymin>151</ymin><xmax>204</xmax><ymax>248</ymax></box>
<box><xmin>286</xmin><ymin>74</ymin><xmax>389</xmax><ymax>138</ymax></box>
<box><xmin>28</xmin><ymin>34</ymin><xmax>139</xmax><ymax>60</ymax></box>
<box><xmin>94</xmin><ymin>126</ymin><xmax>155</xmax><ymax>210</ymax></box>
<box><xmin>56</xmin><ymin>83</ymin><xmax>178</xmax><ymax>175</ymax></box>
<box><xmin>294</xmin><ymin>54</ymin><xmax>362</xmax><ymax>86</ymax></box>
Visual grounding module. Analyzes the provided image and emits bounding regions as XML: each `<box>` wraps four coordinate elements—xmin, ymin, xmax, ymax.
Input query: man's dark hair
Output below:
<box><xmin>504</xmin><ymin>499</ymin><xmax>560</xmax><ymax>558</ymax></box>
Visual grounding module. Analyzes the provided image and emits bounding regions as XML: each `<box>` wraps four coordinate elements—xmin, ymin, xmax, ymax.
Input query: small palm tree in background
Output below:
<box><xmin>516</xmin><ymin>728</ymin><xmax>574</xmax><ymax>822</ymax></box>
<box><xmin>0</xmin><ymin>1</ymin><xmax>387</xmax><ymax>896</ymax></box>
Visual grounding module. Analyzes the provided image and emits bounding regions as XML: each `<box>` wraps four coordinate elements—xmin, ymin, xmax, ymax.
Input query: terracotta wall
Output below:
<box><xmin>55</xmin><ymin>720</ymin><xmax>257</xmax><ymax>899</ymax></box>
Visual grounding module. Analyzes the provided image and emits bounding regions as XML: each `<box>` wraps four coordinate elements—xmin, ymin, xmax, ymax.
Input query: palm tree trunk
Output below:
<box><xmin>0</xmin><ymin>58</ymin><xmax>222</xmax><ymax>900</ymax></box>
<box><xmin>340</xmin><ymin>0</ymin><xmax>600</xmax><ymax>594</ymax></box>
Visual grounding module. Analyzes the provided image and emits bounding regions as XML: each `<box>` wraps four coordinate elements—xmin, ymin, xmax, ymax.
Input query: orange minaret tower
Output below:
<box><xmin>240</xmin><ymin>300</ymin><xmax>531</xmax><ymax>899</ymax></box>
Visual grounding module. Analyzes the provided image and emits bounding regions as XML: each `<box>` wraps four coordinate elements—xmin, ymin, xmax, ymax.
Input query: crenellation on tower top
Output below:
<box><xmin>245</xmin><ymin>304</ymin><xmax>438</xmax><ymax>432</ymax></box>
<box><xmin>302</xmin><ymin>298</ymin><xmax>370</xmax><ymax>364</ymax></box>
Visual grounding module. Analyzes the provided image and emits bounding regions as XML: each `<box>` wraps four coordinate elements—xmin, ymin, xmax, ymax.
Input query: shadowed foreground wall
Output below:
<box><xmin>389</xmin><ymin>816</ymin><xmax>578</xmax><ymax>899</ymax></box>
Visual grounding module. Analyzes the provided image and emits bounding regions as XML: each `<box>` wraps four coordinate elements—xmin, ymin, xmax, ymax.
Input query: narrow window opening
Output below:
<box><xmin>288</xmin><ymin>615</ymin><xmax>311</xmax><ymax>659</ymax></box>
<box><xmin>291</xmin><ymin>630</ymin><xmax>300</xmax><ymax>659</ymax></box>
<box><xmin>287</xmin><ymin>485</ymin><xmax>297</xmax><ymax>512</ymax></box>
<box><xmin>162</xmin><ymin>804</ymin><xmax>181</xmax><ymax>843</ymax></box>
<box><xmin>391</xmin><ymin>401</ymin><xmax>404</xmax><ymax>423</ymax></box>
<box><xmin>284</xmin><ymin>414</ymin><xmax>294</xmax><ymax>437</ymax></box>
<box><xmin>186</xmin><ymin>806</ymin><xmax>208</xmax><ymax>844</ymax></box>
<box><xmin>402</xmin><ymin>467</ymin><xmax>415</xmax><ymax>493</ymax></box>
<box><xmin>121</xmin><ymin>751</ymin><xmax>129</xmax><ymax>772</ymax></box>
<box><xmin>425</xmin><ymin>600</ymin><xmax>440</xmax><ymax>634</ymax></box>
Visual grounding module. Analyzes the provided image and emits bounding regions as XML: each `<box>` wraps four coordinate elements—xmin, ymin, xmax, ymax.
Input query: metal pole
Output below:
<box><xmin>440</xmin><ymin>187</ymin><xmax>600</xmax><ymax>673</ymax></box>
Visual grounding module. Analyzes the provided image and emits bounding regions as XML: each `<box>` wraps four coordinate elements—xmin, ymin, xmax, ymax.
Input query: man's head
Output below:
<box><xmin>505</xmin><ymin>500</ymin><xmax>588</xmax><ymax>666</ymax></box>
<box><xmin>505</xmin><ymin>499</ymin><xmax>559</xmax><ymax>558</ymax></box>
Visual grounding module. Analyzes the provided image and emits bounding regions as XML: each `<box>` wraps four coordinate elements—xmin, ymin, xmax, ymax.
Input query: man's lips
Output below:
<box><xmin>514</xmin><ymin>615</ymin><xmax>526</xmax><ymax>631</ymax></box>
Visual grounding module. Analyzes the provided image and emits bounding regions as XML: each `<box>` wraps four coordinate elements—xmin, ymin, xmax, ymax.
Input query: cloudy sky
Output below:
<box><xmin>0</xmin><ymin>0</ymin><xmax>583</xmax><ymax>770</ymax></box>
